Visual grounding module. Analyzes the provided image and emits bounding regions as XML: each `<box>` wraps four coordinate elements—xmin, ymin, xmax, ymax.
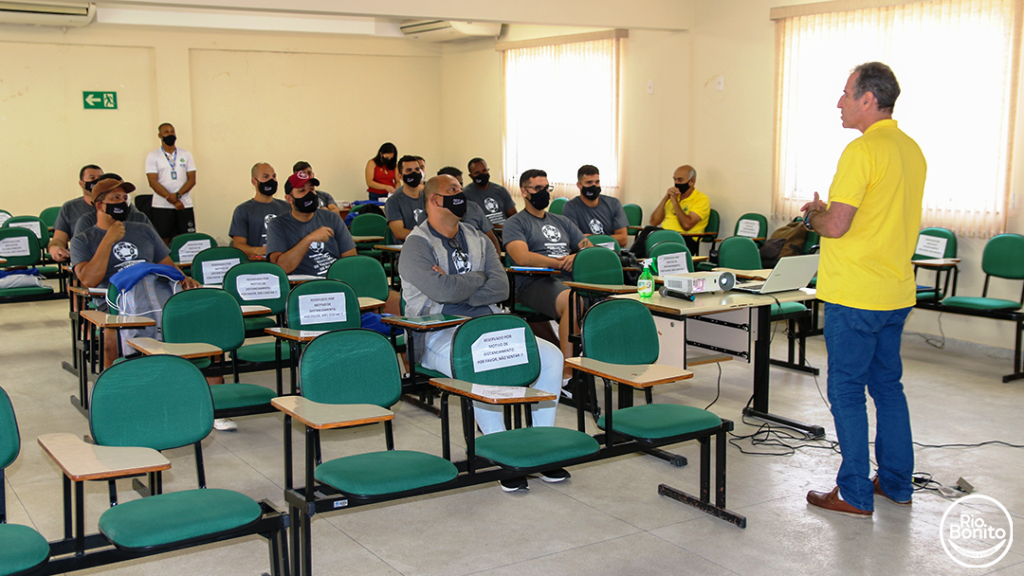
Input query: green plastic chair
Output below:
<box><xmin>162</xmin><ymin>288</ymin><xmax>280</xmax><ymax>415</ymax></box>
<box><xmin>169</xmin><ymin>232</ymin><xmax>217</xmax><ymax>264</ymax></box>
<box><xmin>39</xmin><ymin>206</ymin><xmax>61</xmax><ymax>229</ymax></box>
<box><xmin>88</xmin><ymin>356</ymin><xmax>287</xmax><ymax>571</ymax></box>
<box><xmin>648</xmin><ymin>241</ymin><xmax>694</xmax><ymax>275</ymax></box>
<box><xmin>733</xmin><ymin>212</ymin><xmax>768</xmax><ymax>246</ymax></box>
<box><xmin>0</xmin><ymin>386</ymin><xmax>51</xmax><ymax>576</ymax></box>
<box><xmin>572</xmin><ymin>246</ymin><xmax>624</xmax><ymax>286</ymax></box>
<box><xmin>942</xmin><ymin>234</ymin><xmax>1024</xmax><ymax>311</ymax></box>
<box><xmin>191</xmin><ymin>246</ymin><xmax>247</xmax><ymax>285</ymax></box>
<box><xmin>350</xmin><ymin>213</ymin><xmax>387</xmax><ymax>259</ymax></box>
<box><xmin>286</xmin><ymin>280</ymin><xmax>361</xmax><ymax>332</ymax></box>
<box><xmin>587</xmin><ymin>234</ymin><xmax>619</xmax><ymax>250</ymax></box>
<box><xmin>2</xmin><ymin>215</ymin><xmax>56</xmax><ymax>273</ymax></box>
<box><xmin>450</xmin><ymin>315</ymin><xmax>599</xmax><ymax>471</ymax></box>
<box><xmin>645</xmin><ymin>229</ymin><xmax>685</xmax><ymax>256</ymax></box>
<box><xmin>717</xmin><ymin>236</ymin><xmax>762</xmax><ymax>270</ymax></box>
<box><xmin>327</xmin><ymin>255</ymin><xmax>389</xmax><ymax>302</ymax></box>
<box><xmin>0</xmin><ymin>228</ymin><xmax>54</xmax><ymax>300</ymax></box>
<box><xmin>286</xmin><ymin>329</ymin><xmax>459</xmax><ymax>574</ymax></box>
<box><xmin>549</xmin><ymin>197</ymin><xmax>567</xmax><ymax>215</ymax></box>
<box><xmin>623</xmin><ymin>203</ymin><xmax>643</xmax><ymax>235</ymax></box>
<box><xmin>912</xmin><ymin>227</ymin><xmax>957</xmax><ymax>300</ymax></box>
<box><xmin>222</xmin><ymin>262</ymin><xmax>291</xmax><ymax>364</ymax></box>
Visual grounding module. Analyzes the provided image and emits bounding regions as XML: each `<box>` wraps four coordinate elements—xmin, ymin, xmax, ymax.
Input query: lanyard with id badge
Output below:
<box><xmin>164</xmin><ymin>149</ymin><xmax>179</xmax><ymax>180</ymax></box>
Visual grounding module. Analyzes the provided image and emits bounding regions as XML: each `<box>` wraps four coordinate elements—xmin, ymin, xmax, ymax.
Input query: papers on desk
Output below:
<box><xmin>470</xmin><ymin>384</ymin><xmax>527</xmax><ymax>399</ymax></box>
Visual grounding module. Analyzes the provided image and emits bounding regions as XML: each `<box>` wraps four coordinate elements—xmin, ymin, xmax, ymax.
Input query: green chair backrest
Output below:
<box><xmin>581</xmin><ymin>299</ymin><xmax>659</xmax><ymax>365</ymax></box>
<box><xmin>587</xmin><ymin>234</ymin><xmax>618</xmax><ymax>250</ymax></box>
<box><xmin>327</xmin><ymin>255</ymin><xmax>389</xmax><ymax>301</ymax></box>
<box><xmin>982</xmin><ymin>234</ymin><xmax>1024</xmax><ymax>280</ymax></box>
<box><xmin>89</xmin><ymin>355</ymin><xmax>214</xmax><ymax>451</ymax></box>
<box><xmin>450</xmin><ymin>315</ymin><xmax>540</xmax><ymax>387</ymax></box>
<box><xmin>3</xmin><ymin>215</ymin><xmax>50</xmax><ymax>247</ymax></box>
<box><xmin>191</xmin><ymin>246</ymin><xmax>247</xmax><ymax>285</ymax></box>
<box><xmin>169</xmin><ymin>232</ymin><xmax>217</xmax><ymax>264</ymax></box>
<box><xmin>733</xmin><ymin>212</ymin><xmax>767</xmax><ymax>239</ymax></box>
<box><xmin>645</xmin><ymin>229</ymin><xmax>685</xmax><ymax>255</ymax></box>
<box><xmin>222</xmin><ymin>261</ymin><xmax>289</xmax><ymax>314</ymax></box>
<box><xmin>299</xmin><ymin>329</ymin><xmax>401</xmax><ymax>408</ymax></box>
<box><xmin>286</xmin><ymin>279</ymin><xmax>361</xmax><ymax>331</ymax></box>
<box><xmin>162</xmin><ymin>288</ymin><xmax>246</xmax><ymax>352</ymax></box>
<box><xmin>39</xmin><ymin>206</ymin><xmax>61</xmax><ymax>229</ymax></box>
<box><xmin>572</xmin><ymin>246</ymin><xmax>624</xmax><ymax>285</ymax></box>
<box><xmin>0</xmin><ymin>227</ymin><xmax>42</xmax><ymax>267</ymax></box>
<box><xmin>718</xmin><ymin>236</ymin><xmax>761</xmax><ymax>270</ymax></box>
<box><xmin>623</xmin><ymin>203</ymin><xmax>643</xmax><ymax>228</ymax></box>
<box><xmin>913</xmin><ymin>227</ymin><xmax>957</xmax><ymax>261</ymax></box>
<box><xmin>350</xmin><ymin>213</ymin><xmax>387</xmax><ymax>237</ymax></box>
<box><xmin>701</xmin><ymin>209</ymin><xmax>721</xmax><ymax>243</ymax></box>
<box><xmin>648</xmin><ymin>241</ymin><xmax>694</xmax><ymax>275</ymax></box>
<box><xmin>0</xmin><ymin>386</ymin><xmax>21</xmax><ymax>470</ymax></box>
<box><xmin>384</xmin><ymin>226</ymin><xmax>397</xmax><ymax>245</ymax></box>
<box><xmin>549</xmin><ymin>197</ymin><xmax>567</xmax><ymax>215</ymax></box>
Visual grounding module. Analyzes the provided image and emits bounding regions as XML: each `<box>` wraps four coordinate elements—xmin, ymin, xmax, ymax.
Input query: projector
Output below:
<box><xmin>661</xmin><ymin>271</ymin><xmax>736</xmax><ymax>295</ymax></box>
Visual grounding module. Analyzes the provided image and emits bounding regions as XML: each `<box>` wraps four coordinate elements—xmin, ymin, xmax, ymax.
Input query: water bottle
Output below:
<box><xmin>638</xmin><ymin>259</ymin><xmax>655</xmax><ymax>299</ymax></box>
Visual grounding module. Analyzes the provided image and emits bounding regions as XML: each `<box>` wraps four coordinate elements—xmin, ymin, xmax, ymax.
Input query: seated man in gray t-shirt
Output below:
<box><xmin>229</xmin><ymin>162</ymin><xmax>290</xmax><ymax>258</ymax></box>
<box><xmin>49</xmin><ymin>164</ymin><xmax>103</xmax><ymax>262</ymax></box>
<box><xmin>437</xmin><ymin>166</ymin><xmax>501</xmax><ymax>253</ymax></box>
<box><xmin>464</xmin><ymin>157</ymin><xmax>517</xmax><ymax>226</ymax></box>
<box><xmin>266</xmin><ymin>171</ymin><xmax>356</xmax><ymax>276</ymax></box>
<box><xmin>560</xmin><ymin>164</ymin><xmax>628</xmax><ymax>248</ymax></box>
<box><xmin>72</xmin><ymin>172</ymin><xmax>154</xmax><ymax>236</ymax></box>
<box><xmin>502</xmin><ymin>169</ymin><xmax>591</xmax><ymax>385</ymax></box>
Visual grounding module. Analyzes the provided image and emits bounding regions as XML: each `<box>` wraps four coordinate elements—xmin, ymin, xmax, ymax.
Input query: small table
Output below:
<box><xmin>73</xmin><ymin>311</ymin><xmax>155</xmax><ymax>415</ymax></box>
<box><xmin>287</xmin><ymin>274</ymin><xmax>321</xmax><ymax>286</ymax></box>
<box><xmin>713</xmin><ymin>267</ymin><xmax>773</xmax><ymax>281</ymax></box>
<box><xmin>264</xmin><ymin>327</ymin><xmax>328</xmax><ymax>394</ymax></box>
<box><xmin>504</xmin><ymin>267</ymin><xmax>560</xmax><ymax>316</ymax></box>
<box><xmin>382</xmin><ymin>314</ymin><xmax>470</xmax><ymax>415</ymax></box>
<box><xmin>127</xmin><ymin>337</ymin><xmax>223</xmax><ymax>359</ymax></box>
<box><xmin>38</xmin><ymin>432</ymin><xmax>171</xmax><ymax>557</ymax></box>
<box><xmin>240</xmin><ymin>304</ymin><xmax>272</xmax><ymax>317</ymax></box>
<box><xmin>351</xmin><ymin>235</ymin><xmax>385</xmax><ymax>243</ymax></box>
<box><xmin>358</xmin><ymin>297</ymin><xmax>386</xmax><ymax>312</ymax></box>
<box><xmin>913</xmin><ymin>258</ymin><xmax>961</xmax><ymax>301</ymax></box>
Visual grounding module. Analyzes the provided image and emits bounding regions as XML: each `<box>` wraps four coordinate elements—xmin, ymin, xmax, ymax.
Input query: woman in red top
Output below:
<box><xmin>365</xmin><ymin>142</ymin><xmax>398</xmax><ymax>200</ymax></box>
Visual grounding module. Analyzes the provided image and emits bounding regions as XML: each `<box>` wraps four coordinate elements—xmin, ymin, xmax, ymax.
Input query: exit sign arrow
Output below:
<box><xmin>83</xmin><ymin>91</ymin><xmax>117</xmax><ymax>109</ymax></box>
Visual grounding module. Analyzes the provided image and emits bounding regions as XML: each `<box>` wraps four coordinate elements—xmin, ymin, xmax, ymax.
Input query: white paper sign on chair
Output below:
<box><xmin>0</xmin><ymin>236</ymin><xmax>31</xmax><ymax>257</ymax></box>
<box><xmin>736</xmin><ymin>219</ymin><xmax>760</xmax><ymax>238</ymax></box>
<box><xmin>598</xmin><ymin>242</ymin><xmax>617</xmax><ymax>251</ymax></box>
<box><xmin>471</xmin><ymin>327</ymin><xmax>528</xmax><ymax>373</ymax></box>
<box><xmin>237</xmin><ymin>274</ymin><xmax>281</xmax><ymax>301</ymax></box>
<box><xmin>9</xmin><ymin>221</ymin><xmax>41</xmax><ymax>239</ymax></box>
<box><xmin>201</xmin><ymin>258</ymin><xmax>240</xmax><ymax>285</ymax></box>
<box><xmin>177</xmin><ymin>240</ymin><xmax>211</xmax><ymax>264</ymax></box>
<box><xmin>657</xmin><ymin>253</ymin><xmax>689</xmax><ymax>275</ymax></box>
<box><xmin>915</xmin><ymin>236</ymin><xmax>948</xmax><ymax>259</ymax></box>
<box><xmin>298</xmin><ymin>293</ymin><xmax>346</xmax><ymax>325</ymax></box>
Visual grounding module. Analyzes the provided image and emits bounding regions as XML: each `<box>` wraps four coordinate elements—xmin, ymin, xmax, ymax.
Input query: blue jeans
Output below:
<box><xmin>824</xmin><ymin>303</ymin><xmax>914</xmax><ymax>511</ymax></box>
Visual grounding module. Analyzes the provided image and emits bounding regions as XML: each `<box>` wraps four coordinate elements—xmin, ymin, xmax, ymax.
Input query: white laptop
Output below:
<box><xmin>731</xmin><ymin>254</ymin><xmax>819</xmax><ymax>294</ymax></box>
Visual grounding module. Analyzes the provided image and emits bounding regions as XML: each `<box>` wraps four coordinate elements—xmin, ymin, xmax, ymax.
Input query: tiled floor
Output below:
<box><xmin>3</xmin><ymin>295</ymin><xmax>1023</xmax><ymax>575</ymax></box>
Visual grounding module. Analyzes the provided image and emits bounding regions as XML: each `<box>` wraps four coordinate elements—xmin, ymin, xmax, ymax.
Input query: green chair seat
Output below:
<box><xmin>474</xmin><ymin>427</ymin><xmax>599</xmax><ymax>469</ymax></box>
<box><xmin>414</xmin><ymin>364</ymin><xmax>445</xmax><ymax>379</ymax></box>
<box><xmin>808</xmin><ymin>275</ymin><xmax>817</xmax><ymax>287</ymax></box>
<box><xmin>98</xmin><ymin>488</ymin><xmax>261</xmax><ymax>550</ymax></box>
<box><xmin>513</xmin><ymin>303</ymin><xmax>545</xmax><ymax>316</ymax></box>
<box><xmin>941</xmin><ymin>296</ymin><xmax>1022</xmax><ymax>311</ymax></box>
<box><xmin>0</xmin><ymin>523</ymin><xmax>50</xmax><ymax>575</ymax></box>
<box><xmin>210</xmin><ymin>384</ymin><xmax>277</xmax><ymax>411</ymax></box>
<box><xmin>0</xmin><ymin>286</ymin><xmax>54</xmax><ymax>298</ymax></box>
<box><xmin>191</xmin><ymin>357</ymin><xmax>212</xmax><ymax>370</ymax></box>
<box><xmin>357</xmin><ymin>249</ymin><xmax>382</xmax><ymax>260</ymax></box>
<box><xmin>35</xmin><ymin>265</ymin><xmax>60</xmax><ymax>276</ymax></box>
<box><xmin>916</xmin><ymin>291</ymin><xmax>943</xmax><ymax>301</ymax></box>
<box><xmin>315</xmin><ymin>450</ymin><xmax>457</xmax><ymax>497</ymax></box>
<box><xmin>235</xmin><ymin>342</ymin><xmax>290</xmax><ymax>364</ymax></box>
<box><xmin>243</xmin><ymin>316</ymin><xmax>276</xmax><ymax>332</ymax></box>
<box><xmin>770</xmin><ymin>302</ymin><xmax>807</xmax><ymax>317</ymax></box>
<box><xmin>598</xmin><ymin>404</ymin><xmax>722</xmax><ymax>440</ymax></box>
<box><xmin>696</xmin><ymin>262</ymin><xmax>715</xmax><ymax>272</ymax></box>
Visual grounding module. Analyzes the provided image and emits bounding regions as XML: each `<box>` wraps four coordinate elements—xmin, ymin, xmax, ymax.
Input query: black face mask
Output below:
<box><xmin>403</xmin><ymin>171</ymin><xmax>423</xmax><ymax>188</ymax></box>
<box><xmin>257</xmin><ymin>179</ymin><xmax>278</xmax><ymax>196</ymax></box>
<box><xmin>442</xmin><ymin>193</ymin><xmax>468</xmax><ymax>219</ymax></box>
<box><xmin>162</xmin><ymin>135</ymin><xmax>177</xmax><ymax>147</ymax></box>
<box><xmin>472</xmin><ymin>173</ymin><xmax>490</xmax><ymax>187</ymax></box>
<box><xmin>675</xmin><ymin>182</ymin><xmax>690</xmax><ymax>193</ymax></box>
<box><xmin>84</xmin><ymin>180</ymin><xmax>97</xmax><ymax>192</ymax></box>
<box><xmin>581</xmin><ymin>185</ymin><xmax>601</xmax><ymax>200</ymax></box>
<box><xmin>526</xmin><ymin>189</ymin><xmax>550</xmax><ymax>210</ymax></box>
<box><xmin>105</xmin><ymin>201</ymin><xmax>130</xmax><ymax>222</ymax></box>
<box><xmin>294</xmin><ymin>192</ymin><xmax>319</xmax><ymax>213</ymax></box>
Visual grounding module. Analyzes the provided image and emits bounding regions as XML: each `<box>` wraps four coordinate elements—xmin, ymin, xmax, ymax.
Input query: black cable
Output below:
<box><xmin>703</xmin><ymin>363</ymin><xmax>722</xmax><ymax>410</ymax></box>
<box><xmin>913</xmin><ymin>440</ymin><xmax>1024</xmax><ymax>449</ymax></box>
<box><xmin>728</xmin><ymin>419</ymin><xmax>840</xmax><ymax>456</ymax></box>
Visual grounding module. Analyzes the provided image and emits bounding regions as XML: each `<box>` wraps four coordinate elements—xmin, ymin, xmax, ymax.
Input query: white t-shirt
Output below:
<box><xmin>145</xmin><ymin>147</ymin><xmax>196</xmax><ymax>209</ymax></box>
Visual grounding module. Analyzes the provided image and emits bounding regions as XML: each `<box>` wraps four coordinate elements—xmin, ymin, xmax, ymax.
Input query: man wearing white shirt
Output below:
<box><xmin>145</xmin><ymin>122</ymin><xmax>197</xmax><ymax>244</ymax></box>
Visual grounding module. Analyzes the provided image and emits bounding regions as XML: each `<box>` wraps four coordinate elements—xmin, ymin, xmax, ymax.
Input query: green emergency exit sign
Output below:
<box><xmin>83</xmin><ymin>91</ymin><xmax>117</xmax><ymax>109</ymax></box>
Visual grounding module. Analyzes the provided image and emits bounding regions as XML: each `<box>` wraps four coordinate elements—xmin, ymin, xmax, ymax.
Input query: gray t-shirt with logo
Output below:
<box><xmin>54</xmin><ymin>196</ymin><xmax>92</xmax><ymax>237</ymax></box>
<box><xmin>265</xmin><ymin>210</ymin><xmax>355</xmax><ymax>276</ymax></box>
<box><xmin>73</xmin><ymin>206</ymin><xmax>153</xmax><ymax>237</ymax></box>
<box><xmin>316</xmin><ymin>191</ymin><xmax>337</xmax><ymax>209</ymax></box>
<box><xmin>385</xmin><ymin>191</ymin><xmax>427</xmax><ymax>240</ymax></box>
<box><xmin>502</xmin><ymin>210</ymin><xmax>586</xmax><ymax>287</ymax></box>
<box><xmin>228</xmin><ymin>198</ymin><xmax>290</xmax><ymax>248</ymax></box>
<box><xmin>561</xmin><ymin>195</ymin><xmax>627</xmax><ymax>237</ymax></box>
<box><xmin>69</xmin><ymin>221</ymin><xmax>170</xmax><ymax>288</ymax></box>
<box><xmin>464</xmin><ymin>182</ymin><xmax>515</xmax><ymax>226</ymax></box>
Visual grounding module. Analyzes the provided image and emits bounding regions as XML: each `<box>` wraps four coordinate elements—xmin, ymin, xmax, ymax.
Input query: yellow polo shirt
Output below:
<box><xmin>817</xmin><ymin>119</ymin><xmax>927</xmax><ymax>311</ymax></box>
<box><xmin>662</xmin><ymin>189</ymin><xmax>710</xmax><ymax>234</ymax></box>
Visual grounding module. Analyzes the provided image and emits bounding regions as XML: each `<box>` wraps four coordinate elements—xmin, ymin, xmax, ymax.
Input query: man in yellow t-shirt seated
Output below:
<box><xmin>648</xmin><ymin>165</ymin><xmax>710</xmax><ymax>254</ymax></box>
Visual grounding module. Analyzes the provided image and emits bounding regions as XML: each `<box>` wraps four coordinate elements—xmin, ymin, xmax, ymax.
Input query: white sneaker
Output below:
<box><xmin>213</xmin><ymin>418</ymin><xmax>238</xmax><ymax>431</ymax></box>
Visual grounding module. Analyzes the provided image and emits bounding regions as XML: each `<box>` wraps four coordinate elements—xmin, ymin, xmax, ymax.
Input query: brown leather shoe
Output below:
<box><xmin>873</xmin><ymin>476</ymin><xmax>912</xmax><ymax>506</ymax></box>
<box><xmin>807</xmin><ymin>487</ymin><xmax>873</xmax><ymax>517</ymax></box>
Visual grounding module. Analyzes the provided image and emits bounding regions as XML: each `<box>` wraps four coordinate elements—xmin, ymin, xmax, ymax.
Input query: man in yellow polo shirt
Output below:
<box><xmin>802</xmin><ymin>62</ymin><xmax>927</xmax><ymax>518</ymax></box>
<box><xmin>648</xmin><ymin>165</ymin><xmax>710</xmax><ymax>254</ymax></box>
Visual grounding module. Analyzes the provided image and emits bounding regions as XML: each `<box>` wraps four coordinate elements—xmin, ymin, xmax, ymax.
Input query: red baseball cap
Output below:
<box><xmin>286</xmin><ymin>171</ymin><xmax>320</xmax><ymax>193</ymax></box>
